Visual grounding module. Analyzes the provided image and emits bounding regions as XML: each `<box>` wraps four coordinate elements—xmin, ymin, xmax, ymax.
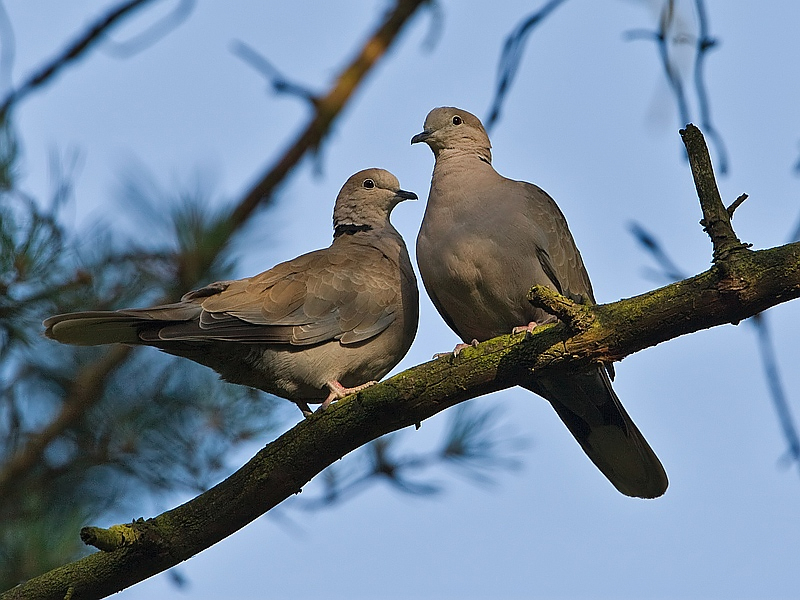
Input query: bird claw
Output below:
<box><xmin>296</xmin><ymin>379</ymin><xmax>378</xmax><ymax>418</ymax></box>
<box><xmin>433</xmin><ymin>339</ymin><xmax>479</xmax><ymax>359</ymax></box>
<box><xmin>511</xmin><ymin>321</ymin><xmax>540</xmax><ymax>338</ymax></box>
<box><xmin>511</xmin><ymin>317</ymin><xmax>556</xmax><ymax>338</ymax></box>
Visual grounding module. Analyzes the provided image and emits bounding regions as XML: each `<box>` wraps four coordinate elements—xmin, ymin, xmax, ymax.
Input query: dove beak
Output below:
<box><xmin>395</xmin><ymin>189</ymin><xmax>418</xmax><ymax>201</ymax></box>
<box><xmin>410</xmin><ymin>130</ymin><xmax>430</xmax><ymax>145</ymax></box>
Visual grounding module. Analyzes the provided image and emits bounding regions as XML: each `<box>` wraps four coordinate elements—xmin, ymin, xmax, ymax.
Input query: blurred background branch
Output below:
<box><xmin>0</xmin><ymin>0</ymin><xmax>160</xmax><ymax>122</ymax></box>
<box><xmin>487</xmin><ymin>0</ymin><xmax>728</xmax><ymax>173</ymax></box>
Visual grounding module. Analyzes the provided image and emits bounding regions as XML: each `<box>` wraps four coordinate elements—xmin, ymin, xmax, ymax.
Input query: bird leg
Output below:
<box><xmin>511</xmin><ymin>321</ymin><xmax>540</xmax><ymax>336</ymax></box>
<box><xmin>318</xmin><ymin>379</ymin><xmax>379</xmax><ymax>411</ymax></box>
<box><xmin>433</xmin><ymin>339</ymin><xmax>479</xmax><ymax>359</ymax></box>
<box><xmin>511</xmin><ymin>315</ymin><xmax>558</xmax><ymax>337</ymax></box>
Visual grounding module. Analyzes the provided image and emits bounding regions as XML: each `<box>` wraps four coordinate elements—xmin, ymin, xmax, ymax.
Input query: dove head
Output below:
<box><xmin>411</xmin><ymin>107</ymin><xmax>492</xmax><ymax>162</ymax></box>
<box><xmin>332</xmin><ymin>168</ymin><xmax>417</xmax><ymax>236</ymax></box>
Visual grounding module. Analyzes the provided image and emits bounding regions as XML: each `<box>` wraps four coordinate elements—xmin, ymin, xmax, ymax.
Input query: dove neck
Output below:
<box><xmin>431</xmin><ymin>148</ymin><xmax>497</xmax><ymax>188</ymax></box>
<box><xmin>333</xmin><ymin>223</ymin><xmax>374</xmax><ymax>238</ymax></box>
<box><xmin>433</xmin><ymin>144</ymin><xmax>492</xmax><ymax>165</ymax></box>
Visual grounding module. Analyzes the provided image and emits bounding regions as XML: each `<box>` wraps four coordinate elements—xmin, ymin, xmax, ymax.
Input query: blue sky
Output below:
<box><xmin>7</xmin><ymin>1</ymin><xmax>800</xmax><ymax>598</ymax></box>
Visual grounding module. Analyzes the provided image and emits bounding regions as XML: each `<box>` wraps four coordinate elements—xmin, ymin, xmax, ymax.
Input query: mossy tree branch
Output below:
<box><xmin>5</xmin><ymin>126</ymin><xmax>799</xmax><ymax>600</ymax></box>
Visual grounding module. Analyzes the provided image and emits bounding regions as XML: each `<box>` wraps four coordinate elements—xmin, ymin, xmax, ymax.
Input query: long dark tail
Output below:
<box><xmin>524</xmin><ymin>367</ymin><xmax>668</xmax><ymax>498</ymax></box>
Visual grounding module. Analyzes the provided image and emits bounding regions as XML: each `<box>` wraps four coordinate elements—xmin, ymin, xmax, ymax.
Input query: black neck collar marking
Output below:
<box><xmin>333</xmin><ymin>223</ymin><xmax>373</xmax><ymax>238</ymax></box>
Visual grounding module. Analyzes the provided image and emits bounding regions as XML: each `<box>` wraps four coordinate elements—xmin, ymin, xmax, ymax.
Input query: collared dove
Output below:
<box><xmin>44</xmin><ymin>168</ymin><xmax>419</xmax><ymax>416</ymax></box>
<box><xmin>412</xmin><ymin>107</ymin><xmax>667</xmax><ymax>498</ymax></box>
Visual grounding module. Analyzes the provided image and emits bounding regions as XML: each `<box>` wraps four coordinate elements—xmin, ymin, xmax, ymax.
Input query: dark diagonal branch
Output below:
<box><xmin>485</xmin><ymin>0</ymin><xmax>570</xmax><ymax>129</ymax></box>
<box><xmin>7</xmin><ymin>126</ymin><xmax>800</xmax><ymax>600</ymax></box>
<box><xmin>0</xmin><ymin>0</ymin><xmax>159</xmax><ymax>121</ymax></box>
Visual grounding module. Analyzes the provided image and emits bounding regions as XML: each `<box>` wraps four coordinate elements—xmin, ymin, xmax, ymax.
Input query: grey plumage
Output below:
<box><xmin>412</xmin><ymin>107</ymin><xmax>667</xmax><ymax>498</ymax></box>
<box><xmin>44</xmin><ymin>168</ymin><xmax>419</xmax><ymax>416</ymax></box>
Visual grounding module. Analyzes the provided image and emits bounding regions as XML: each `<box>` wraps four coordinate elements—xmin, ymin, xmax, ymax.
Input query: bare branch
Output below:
<box><xmin>680</xmin><ymin>123</ymin><xmax>749</xmax><ymax>260</ymax></box>
<box><xmin>626</xmin><ymin>0</ymin><xmax>728</xmax><ymax>174</ymax></box>
<box><xmin>0</xmin><ymin>0</ymin><xmax>160</xmax><ymax>121</ymax></box>
<box><xmin>230</xmin><ymin>40</ymin><xmax>318</xmax><ymax>105</ymax></box>
<box><xmin>726</xmin><ymin>193</ymin><xmax>748</xmax><ymax>219</ymax></box>
<box><xmin>485</xmin><ymin>0</ymin><xmax>570</xmax><ymax>130</ymax></box>
<box><xmin>628</xmin><ymin>221</ymin><xmax>688</xmax><ymax>282</ymax></box>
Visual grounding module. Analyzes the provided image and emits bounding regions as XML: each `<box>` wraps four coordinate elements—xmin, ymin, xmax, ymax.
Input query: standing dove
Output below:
<box><xmin>412</xmin><ymin>107</ymin><xmax>667</xmax><ymax>498</ymax></box>
<box><xmin>44</xmin><ymin>168</ymin><xmax>419</xmax><ymax>416</ymax></box>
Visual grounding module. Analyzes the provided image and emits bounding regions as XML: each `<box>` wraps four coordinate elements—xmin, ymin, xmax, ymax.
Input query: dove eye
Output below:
<box><xmin>363</xmin><ymin>179</ymin><xmax>375</xmax><ymax>189</ymax></box>
<box><xmin>452</xmin><ymin>115</ymin><xmax>462</xmax><ymax>125</ymax></box>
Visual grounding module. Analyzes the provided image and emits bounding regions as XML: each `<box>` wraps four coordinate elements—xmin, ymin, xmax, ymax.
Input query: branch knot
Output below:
<box><xmin>526</xmin><ymin>285</ymin><xmax>596</xmax><ymax>333</ymax></box>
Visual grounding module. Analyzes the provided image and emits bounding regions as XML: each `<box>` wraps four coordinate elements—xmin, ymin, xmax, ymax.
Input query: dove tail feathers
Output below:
<box><xmin>43</xmin><ymin>303</ymin><xmax>199</xmax><ymax>346</ymax></box>
<box><xmin>44</xmin><ymin>312</ymin><xmax>148</xmax><ymax>345</ymax></box>
<box><xmin>524</xmin><ymin>368</ymin><xmax>668</xmax><ymax>499</ymax></box>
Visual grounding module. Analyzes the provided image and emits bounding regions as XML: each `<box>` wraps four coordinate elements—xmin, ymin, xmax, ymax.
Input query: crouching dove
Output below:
<box><xmin>44</xmin><ymin>168</ymin><xmax>419</xmax><ymax>416</ymax></box>
<box><xmin>412</xmin><ymin>107</ymin><xmax>667</xmax><ymax>498</ymax></box>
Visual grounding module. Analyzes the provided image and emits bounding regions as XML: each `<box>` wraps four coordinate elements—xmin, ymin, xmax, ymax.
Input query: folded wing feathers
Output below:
<box><xmin>61</xmin><ymin>250</ymin><xmax>398</xmax><ymax>346</ymax></box>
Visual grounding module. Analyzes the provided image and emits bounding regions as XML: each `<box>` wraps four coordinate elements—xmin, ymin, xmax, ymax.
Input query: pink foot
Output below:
<box><xmin>318</xmin><ymin>380</ymin><xmax>378</xmax><ymax>411</ymax></box>
<box><xmin>511</xmin><ymin>315</ymin><xmax>557</xmax><ymax>336</ymax></box>
<box><xmin>433</xmin><ymin>339</ymin><xmax>479</xmax><ymax>359</ymax></box>
<box><xmin>512</xmin><ymin>321</ymin><xmax>540</xmax><ymax>336</ymax></box>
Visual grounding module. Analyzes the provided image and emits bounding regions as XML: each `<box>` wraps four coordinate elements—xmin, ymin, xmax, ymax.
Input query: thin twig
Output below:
<box><xmin>485</xmin><ymin>0</ymin><xmax>570</xmax><ymax>130</ymax></box>
<box><xmin>626</xmin><ymin>0</ymin><xmax>728</xmax><ymax>174</ymax></box>
<box><xmin>230</xmin><ymin>40</ymin><xmax>318</xmax><ymax>104</ymax></box>
<box><xmin>0</xmin><ymin>0</ymin><xmax>159</xmax><ymax>120</ymax></box>
<box><xmin>751</xmin><ymin>313</ymin><xmax>800</xmax><ymax>473</ymax></box>
<box><xmin>726</xmin><ymin>193</ymin><xmax>748</xmax><ymax>219</ymax></box>
<box><xmin>101</xmin><ymin>0</ymin><xmax>195</xmax><ymax>58</ymax></box>
<box><xmin>692</xmin><ymin>0</ymin><xmax>728</xmax><ymax>174</ymax></box>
